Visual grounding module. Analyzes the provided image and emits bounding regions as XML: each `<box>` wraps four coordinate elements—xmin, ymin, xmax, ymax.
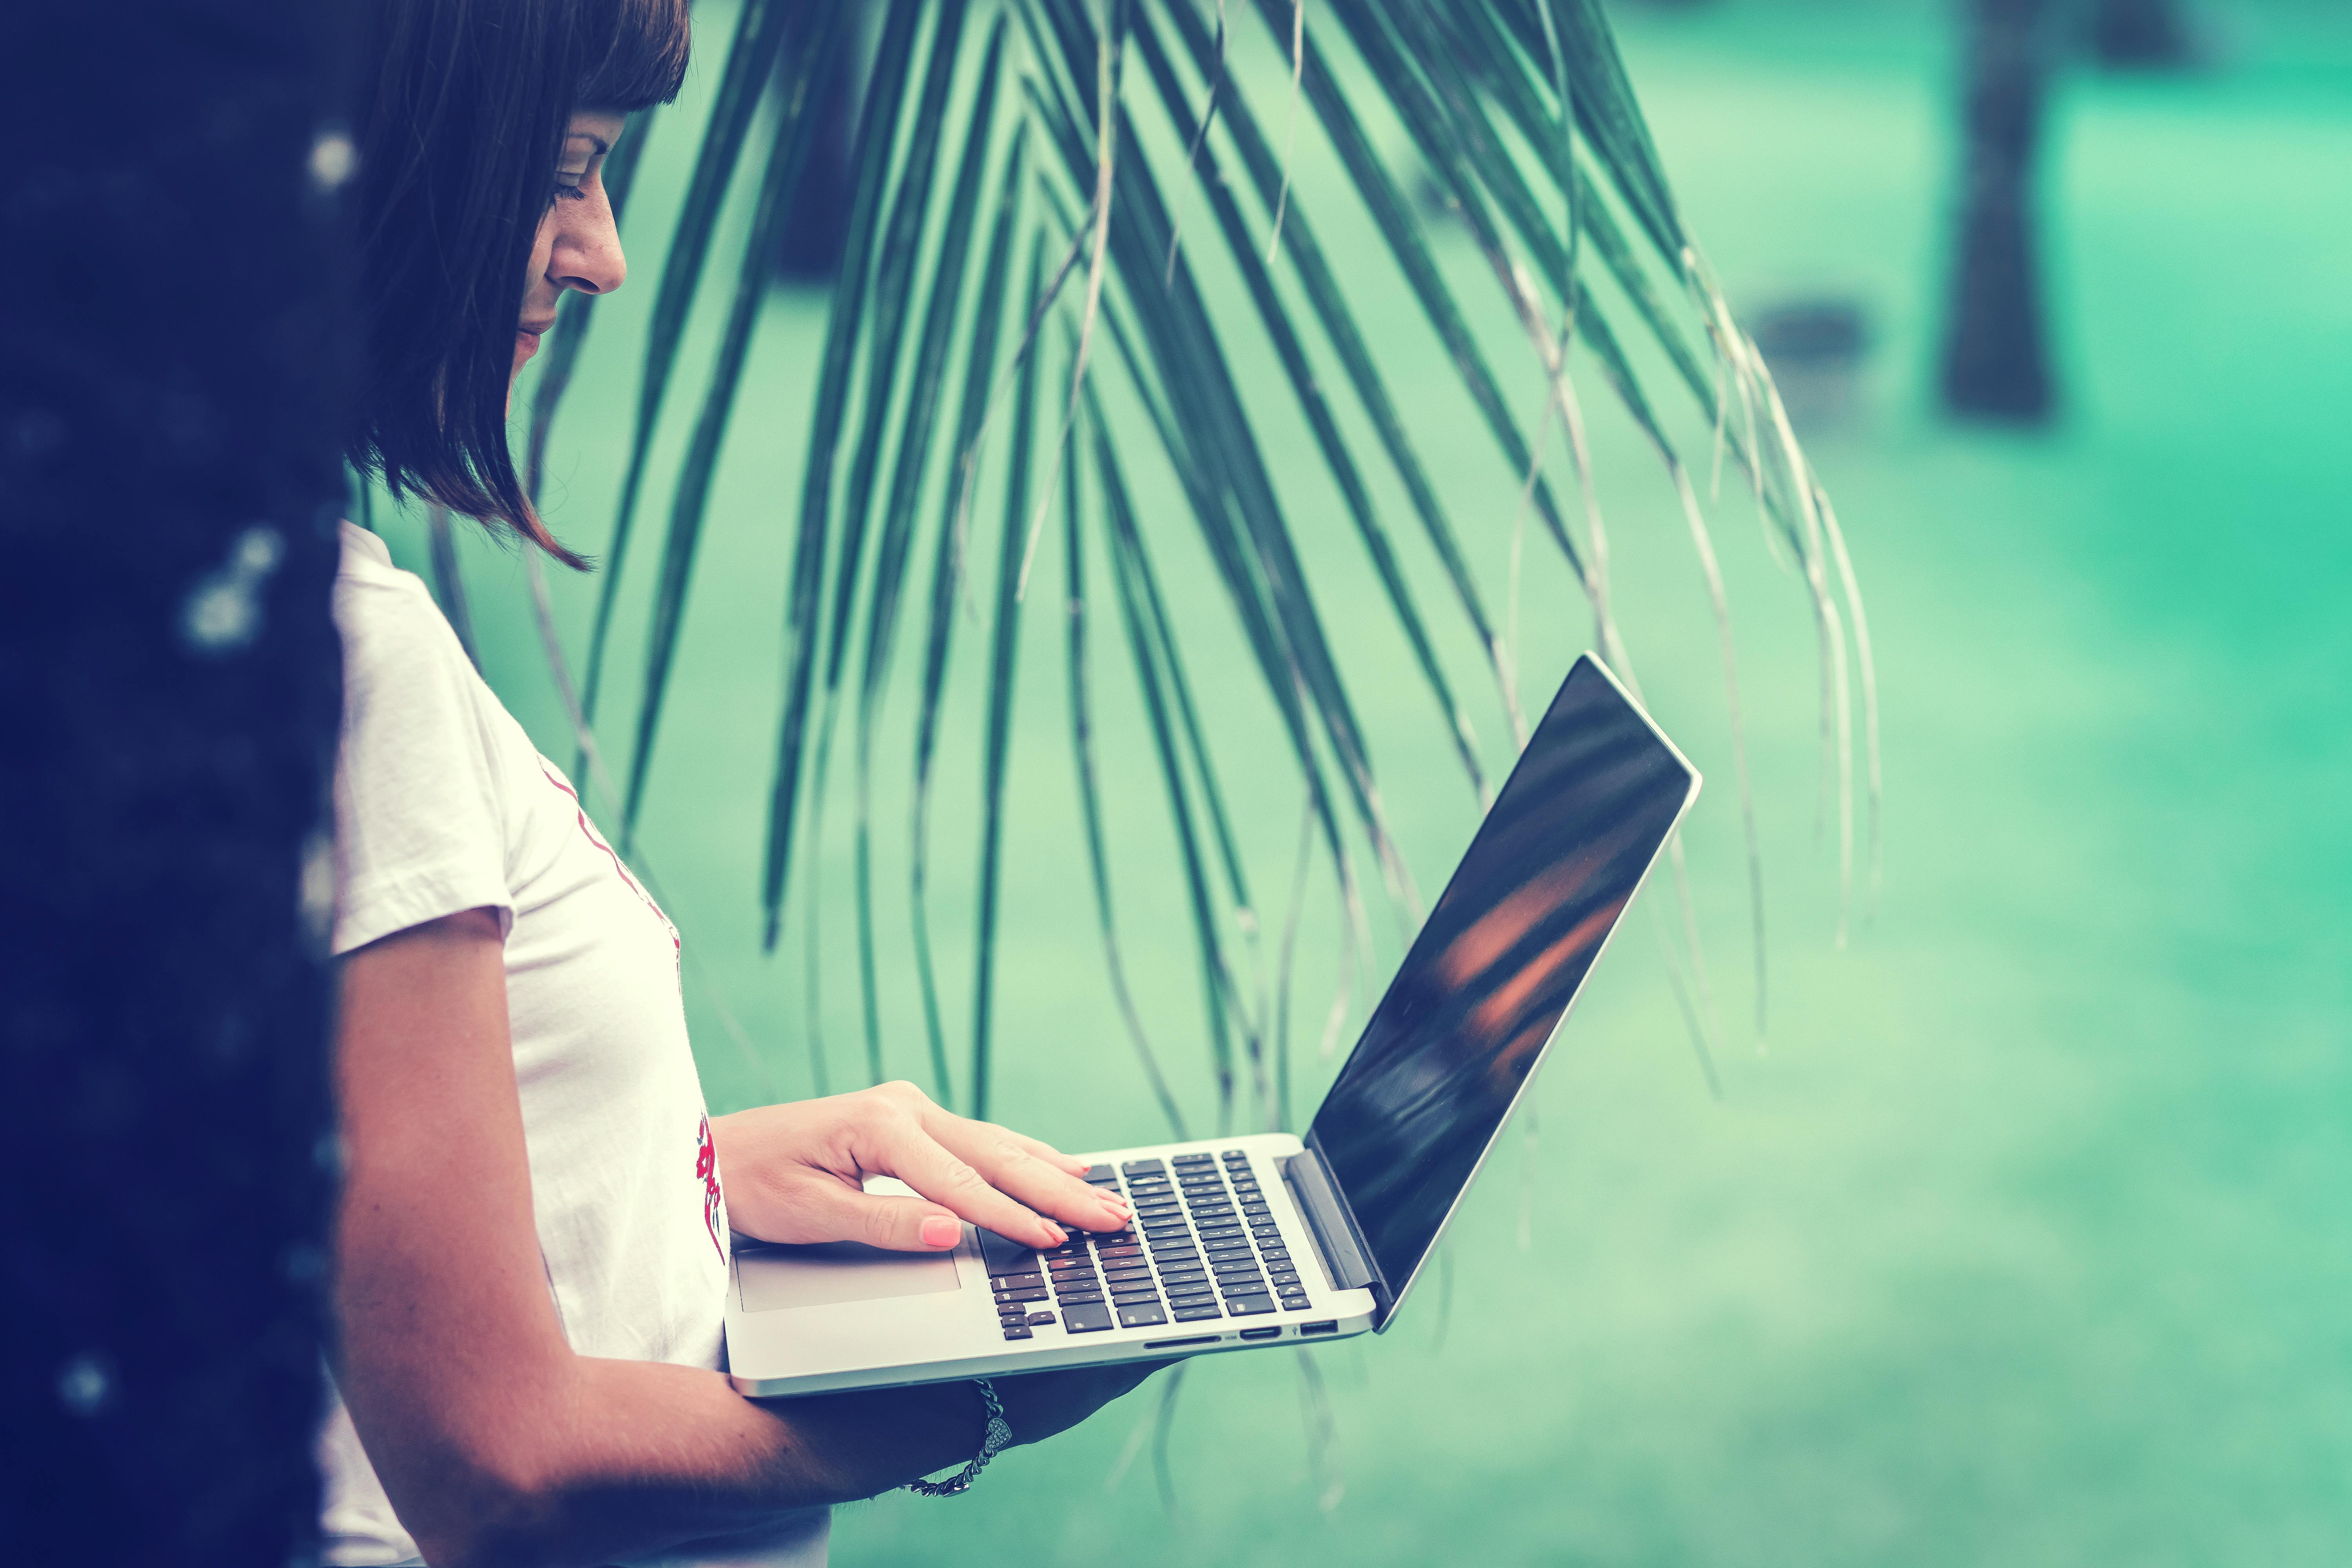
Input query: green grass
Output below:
<box><xmin>375</xmin><ymin>2</ymin><xmax>2352</xmax><ymax>1560</ymax></box>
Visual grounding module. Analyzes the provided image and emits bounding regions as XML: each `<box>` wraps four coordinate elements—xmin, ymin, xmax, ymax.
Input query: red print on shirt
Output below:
<box><xmin>536</xmin><ymin>759</ymin><xmax>681</xmax><ymax>969</ymax></box>
<box><xmin>696</xmin><ymin>1113</ymin><xmax>726</xmax><ymax>1262</ymax></box>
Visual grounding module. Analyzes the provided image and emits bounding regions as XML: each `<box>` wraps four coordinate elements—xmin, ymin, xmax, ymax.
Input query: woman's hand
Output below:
<box><xmin>713</xmin><ymin>1082</ymin><xmax>1129</xmax><ymax>1252</ymax></box>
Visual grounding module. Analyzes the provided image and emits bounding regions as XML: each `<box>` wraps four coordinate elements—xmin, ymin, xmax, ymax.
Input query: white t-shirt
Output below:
<box><xmin>317</xmin><ymin>522</ymin><xmax>827</xmax><ymax>1568</ymax></box>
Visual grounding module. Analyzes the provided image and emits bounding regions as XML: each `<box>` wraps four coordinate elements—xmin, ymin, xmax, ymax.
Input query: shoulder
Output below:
<box><xmin>333</xmin><ymin>521</ymin><xmax>466</xmax><ymax>683</ymax></box>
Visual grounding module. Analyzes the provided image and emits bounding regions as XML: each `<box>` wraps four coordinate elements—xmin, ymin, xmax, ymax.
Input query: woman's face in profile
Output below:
<box><xmin>512</xmin><ymin>109</ymin><xmax>630</xmax><ymax>399</ymax></box>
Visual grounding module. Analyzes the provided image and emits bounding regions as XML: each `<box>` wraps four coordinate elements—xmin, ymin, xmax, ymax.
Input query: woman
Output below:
<box><xmin>326</xmin><ymin>3</ymin><xmax>1152</xmax><ymax>1564</ymax></box>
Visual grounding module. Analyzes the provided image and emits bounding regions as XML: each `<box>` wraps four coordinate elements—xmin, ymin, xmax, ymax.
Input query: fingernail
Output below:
<box><xmin>1043</xmin><ymin>1221</ymin><xmax>1069</xmax><ymax>1245</ymax></box>
<box><xmin>920</xmin><ymin>1215</ymin><xmax>960</xmax><ymax>1249</ymax></box>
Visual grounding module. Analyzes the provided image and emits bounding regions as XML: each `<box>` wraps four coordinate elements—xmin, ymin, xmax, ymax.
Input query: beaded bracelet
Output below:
<box><xmin>902</xmin><ymin>1378</ymin><xmax>1011</xmax><ymax>1498</ymax></box>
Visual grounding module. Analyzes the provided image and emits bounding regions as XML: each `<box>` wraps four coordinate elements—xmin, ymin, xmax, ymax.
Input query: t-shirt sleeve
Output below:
<box><xmin>330</xmin><ymin>575</ymin><xmax>516</xmax><ymax>956</ymax></box>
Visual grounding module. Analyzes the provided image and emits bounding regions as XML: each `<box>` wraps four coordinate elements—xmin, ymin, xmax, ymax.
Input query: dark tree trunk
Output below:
<box><xmin>2091</xmin><ymin>0</ymin><xmax>2196</xmax><ymax>68</ymax></box>
<box><xmin>0</xmin><ymin>4</ymin><xmax>350</xmax><ymax>1564</ymax></box>
<box><xmin>1941</xmin><ymin>0</ymin><xmax>2057</xmax><ymax>423</ymax></box>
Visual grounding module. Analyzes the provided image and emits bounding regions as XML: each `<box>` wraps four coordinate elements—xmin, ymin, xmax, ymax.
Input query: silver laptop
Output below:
<box><xmin>726</xmin><ymin>653</ymin><xmax>1699</xmax><ymax>1397</ymax></box>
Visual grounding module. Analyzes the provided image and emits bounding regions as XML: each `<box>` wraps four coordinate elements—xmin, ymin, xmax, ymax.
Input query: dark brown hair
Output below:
<box><xmin>347</xmin><ymin>0</ymin><xmax>688</xmax><ymax>566</ymax></box>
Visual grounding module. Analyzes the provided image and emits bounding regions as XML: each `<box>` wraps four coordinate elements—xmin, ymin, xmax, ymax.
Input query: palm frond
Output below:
<box><xmin>508</xmin><ymin>0</ymin><xmax>1879</xmax><ymax>1131</ymax></box>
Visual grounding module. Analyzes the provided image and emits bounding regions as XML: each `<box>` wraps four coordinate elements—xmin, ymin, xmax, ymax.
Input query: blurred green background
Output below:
<box><xmin>371</xmin><ymin>0</ymin><xmax>2352</xmax><ymax>1560</ymax></box>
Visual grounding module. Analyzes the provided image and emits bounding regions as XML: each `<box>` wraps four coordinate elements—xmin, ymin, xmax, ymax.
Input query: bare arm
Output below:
<box><xmin>332</xmin><ymin>909</ymin><xmax>1151</xmax><ymax>1568</ymax></box>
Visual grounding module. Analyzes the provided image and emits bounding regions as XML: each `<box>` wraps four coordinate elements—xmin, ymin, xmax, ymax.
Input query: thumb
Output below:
<box><xmin>829</xmin><ymin>1188</ymin><xmax>968</xmax><ymax>1253</ymax></box>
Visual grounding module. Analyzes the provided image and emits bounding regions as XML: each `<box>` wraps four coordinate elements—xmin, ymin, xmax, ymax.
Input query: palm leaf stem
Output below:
<box><xmin>824</xmin><ymin>0</ymin><xmax>978</xmax><ymax>700</ymax></box>
<box><xmin>909</xmin><ymin>129</ymin><xmax>1033</xmax><ymax>1107</ymax></box>
<box><xmin>760</xmin><ymin>0</ymin><xmax>927</xmax><ymax>947</ymax></box>
<box><xmin>848</xmin><ymin>23</ymin><xmax>1014</xmax><ymax>1097</ymax></box>
<box><xmin>1239</xmin><ymin>0</ymin><xmax>1583</xmax><ymax>592</ymax></box>
<box><xmin>831</xmin><ymin>0</ymin><xmax>991</xmax><ymax>1087</ymax></box>
<box><xmin>1024</xmin><ymin>41</ymin><xmax>1417</xmax><ymax>918</ymax></box>
<box><xmin>582</xmin><ymin>0</ymin><xmax>798</xmax><ymax>759</ymax></box>
<box><xmin>1062</xmin><ymin>394</ymin><xmax>1189</xmax><ymax>1139</ymax></box>
<box><xmin>1026</xmin><ymin>136</ymin><xmax>1366</xmax><ymax>946</ymax></box>
<box><xmin>969</xmin><ymin>231</ymin><xmax>1051</xmax><ymax>1122</ymax></box>
<box><xmin>1094</xmin><ymin>412</ymin><xmax>1244</xmax><ymax>1134</ymax></box>
<box><xmin>1083</xmin><ymin>377</ymin><xmax>1270</xmax><ymax>1125</ymax></box>
<box><xmin>619</xmin><ymin>3</ymin><xmax>848</xmax><ymax>842</ymax></box>
<box><xmin>1128</xmin><ymin>10</ymin><xmax>1488</xmax><ymax>803</ymax></box>
<box><xmin>1158</xmin><ymin>0</ymin><xmax>1228</xmax><ymax>286</ymax></box>
<box><xmin>1316</xmin><ymin>0</ymin><xmax>1601</xmax><ymax>622</ymax></box>
<box><xmin>1154</xmin><ymin>0</ymin><xmax>1516</xmax><ymax>751</ymax></box>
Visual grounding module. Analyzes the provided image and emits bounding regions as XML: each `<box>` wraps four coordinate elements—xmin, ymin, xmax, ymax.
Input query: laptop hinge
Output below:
<box><xmin>1280</xmin><ymin>1148</ymin><xmax>1380</xmax><ymax>1295</ymax></box>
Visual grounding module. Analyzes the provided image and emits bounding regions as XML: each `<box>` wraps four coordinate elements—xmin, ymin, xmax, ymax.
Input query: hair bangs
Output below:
<box><xmin>581</xmin><ymin>0</ymin><xmax>691</xmax><ymax>112</ymax></box>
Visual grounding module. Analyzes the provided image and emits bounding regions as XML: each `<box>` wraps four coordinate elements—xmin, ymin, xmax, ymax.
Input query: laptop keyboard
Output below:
<box><xmin>983</xmin><ymin>1149</ymin><xmax>1316</xmax><ymax>1338</ymax></box>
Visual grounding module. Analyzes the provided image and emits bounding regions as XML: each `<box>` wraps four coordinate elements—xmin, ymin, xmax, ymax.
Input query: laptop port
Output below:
<box><xmin>1143</xmin><ymin>1336</ymin><xmax>1220</xmax><ymax>1350</ymax></box>
<box><xmin>1299</xmin><ymin>1320</ymin><xmax>1338</xmax><ymax>1336</ymax></box>
<box><xmin>1238</xmin><ymin>1326</ymin><xmax>1282</xmax><ymax>1341</ymax></box>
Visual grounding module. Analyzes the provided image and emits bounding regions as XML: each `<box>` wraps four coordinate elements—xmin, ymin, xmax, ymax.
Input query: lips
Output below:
<box><xmin>515</xmin><ymin>320</ymin><xmax>553</xmax><ymax>365</ymax></box>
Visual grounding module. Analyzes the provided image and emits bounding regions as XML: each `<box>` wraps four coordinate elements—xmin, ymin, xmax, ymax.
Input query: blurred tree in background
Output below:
<box><xmin>1942</xmin><ymin>0</ymin><xmax>2057</xmax><ymax>420</ymax></box>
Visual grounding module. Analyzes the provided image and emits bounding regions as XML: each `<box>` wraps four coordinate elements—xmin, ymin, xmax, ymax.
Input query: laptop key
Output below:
<box><xmin>1171</xmin><ymin>1305</ymin><xmax>1223</xmax><ymax>1322</ymax></box>
<box><xmin>978</xmin><ymin>1228</ymin><xmax>1040</xmax><ymax>1273</ymax></box>
<box><xmin>995</xmin><ymin>1287</ymin><xmax>1050</xmax><ymax>1304</ymax></box>
<box><xmin>1063</xmin><ymin>1301</ymin><xmax>1115</xmax><ymax>1333</ymax></box>
<box><xmin>1003</xmin><ymin>1325</ymin><xmax>1034</xmax><ymax>1340</ymax></box>
<box><xmin>1111</xmin><ymin>1290</ymin><xmax>1161</xmax><ymax>1308</ymax></box>
<box><xmin>1122</xmin><ymin>1158</ymin><xmax>1167</xmax><ymax>1176</ymax></box>
<box><xmin>1117</xmin><ymin>1303</ymin><xmax>1169</xmax><ymax>1329</ymax></box>
<box><xmin>1282</xmin><ymin>1298</ymin><xmax>1315</xmax><ymax>1311</ymax></box>
<box><xmin>1225</xmin><ymin>1295</ymin><xmax>1275</xmax><ymax>1316</ymax></box>
<box><xmin>1084</xmin><ymin>1164</ymin><xmax>1116</xmax><ymax>1182</ymax></box>
<box><xmin>1027</xmin><ymin>1311</ymin><xmax>1058</xmax><ymax>1326</ymax></box>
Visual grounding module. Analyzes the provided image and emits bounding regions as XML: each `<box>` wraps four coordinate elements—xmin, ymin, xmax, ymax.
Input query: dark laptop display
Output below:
<box><xmin>1306</xmin><ymin>656</ymin><xmax>1697</xmax><ymax>1303</ymax></box>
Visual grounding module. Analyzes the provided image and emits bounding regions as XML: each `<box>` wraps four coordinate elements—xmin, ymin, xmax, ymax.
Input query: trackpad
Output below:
<box><xmin>736</xmin><ymin>1240</ymin><xmax>963</xmax><ymax>1313</ymax></box>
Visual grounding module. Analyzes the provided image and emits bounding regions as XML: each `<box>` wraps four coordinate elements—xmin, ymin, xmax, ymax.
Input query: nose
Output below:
<box><xmin>551</xmin><ymin>198</ymin><xmax>626</xmax><ymax>298</ymax></box>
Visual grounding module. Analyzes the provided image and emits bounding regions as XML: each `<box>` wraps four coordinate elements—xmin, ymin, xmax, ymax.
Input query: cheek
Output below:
<box><xmin>524</xmin><ymin>212</ymin><xmax>559</xmax><ymax>289</ymax></box>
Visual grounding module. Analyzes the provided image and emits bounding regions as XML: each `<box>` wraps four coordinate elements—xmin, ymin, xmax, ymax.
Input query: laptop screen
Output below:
<box><xmin>1305</xmin><ymin>655</ymin><xmax>1697</xmax><ymax>1305</ymax></box>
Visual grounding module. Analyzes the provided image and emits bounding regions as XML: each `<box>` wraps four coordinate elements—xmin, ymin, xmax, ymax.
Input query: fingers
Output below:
<box><xmin>1001</xmin><ymin>1127</ymin><xmax>1092</xmax><ymax>1179</ymax></box>
<box><xmin>861</xmin><ymin>1111</ymin><xmax>1072</xmax><ymax>1249</ymax></box>
<box><xmin>917</xmin><ymin>1111</ymin><xmax>1129</xmax><ymax>1234</ymax></box>
<box><xmin>793</xmin><ymin>1182</ymin><xmax>974</xmax><ymax>1253</ymax></box>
